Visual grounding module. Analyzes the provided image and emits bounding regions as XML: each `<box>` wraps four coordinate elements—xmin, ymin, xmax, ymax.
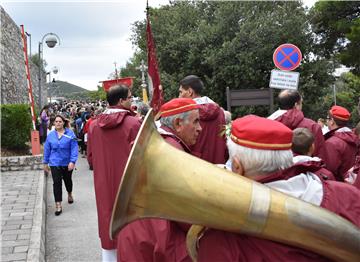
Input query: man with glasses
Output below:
<box><xmin>87</xmin><ymin>84</ymin><xmax>141</xmax><ymax>261</ymax></box>
<box><xmin>325</xmin><ymin>105</ymin><xmax>359</xmax><ymax>181</ymax></box>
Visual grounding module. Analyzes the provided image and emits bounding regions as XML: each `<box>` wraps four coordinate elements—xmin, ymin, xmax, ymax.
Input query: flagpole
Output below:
<box><xmin>146</xmin><ymin>0</ymin><xmax>164</xmax><ymax>114</ymax></box>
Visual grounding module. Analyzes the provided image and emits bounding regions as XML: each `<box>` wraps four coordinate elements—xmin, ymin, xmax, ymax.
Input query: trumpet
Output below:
<box><xmin>110</xmin><ymin>109</ymin><xmax>360</xmax><ymax>262</ymax></box>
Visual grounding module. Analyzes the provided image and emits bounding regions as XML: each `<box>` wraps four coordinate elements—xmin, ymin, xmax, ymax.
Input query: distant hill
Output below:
<box><xmin>46</xmin><ymin>80</ymin><xmax>89</xmax><ymax>98</ymax></box>
<box><xmin>47</xmin><ymin>80</ymin><xmax>89</xmax><ymax>99</ymax></box>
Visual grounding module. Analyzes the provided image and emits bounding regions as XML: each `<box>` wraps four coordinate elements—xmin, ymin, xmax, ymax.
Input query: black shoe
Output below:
<box><xmin>55</xmin><ymin>207</ymin><xmax>62</xmax><ymax>216</ymax></box>
<box><xmin>68</xmin><ymin>195</ymin><xmax>74</xmax><ymax>204</ymax></box>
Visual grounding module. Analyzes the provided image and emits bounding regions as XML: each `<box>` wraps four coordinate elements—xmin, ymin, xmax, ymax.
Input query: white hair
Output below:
<box><xmin>227</xmin><ymin>138</ymin><xmax>293</xmax><ymax>177</ymax></box>
<box><xmin>160</xmin><ymin>111</ymin><xmax>191</xmax><ymax>129</ymax></box>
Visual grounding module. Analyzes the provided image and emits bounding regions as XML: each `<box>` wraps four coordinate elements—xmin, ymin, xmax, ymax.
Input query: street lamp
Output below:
<box><xmin>47</xmin><ymin>67</ymin><xmax>59</xmax><ymax>103</ymax></box>
<box><xmin>25</xmin><ymin>32</ymin><xmax>31</xmax><ymax>56</ymax></box>
<box><xmin>38</xmin><ymin>33</ymin><xmax>61</xmax><ymax>109</ymax></box>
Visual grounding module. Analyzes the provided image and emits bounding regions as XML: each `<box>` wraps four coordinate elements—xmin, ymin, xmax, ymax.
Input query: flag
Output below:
<box><xmin>147</xmin><ymin>12</ymin><xmax>164</xmax><ymax>114</ymax></box>
<box><xmin>102</xmin><ymin>77</ymin><xmax>134</xmax><ymax>92</ymax></box>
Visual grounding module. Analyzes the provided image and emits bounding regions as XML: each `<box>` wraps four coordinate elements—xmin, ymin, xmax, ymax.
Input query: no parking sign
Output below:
<box><xmin>273</xmin><ymin>43</ymin><xmax>302</xmax><ymax>71</ymax></box>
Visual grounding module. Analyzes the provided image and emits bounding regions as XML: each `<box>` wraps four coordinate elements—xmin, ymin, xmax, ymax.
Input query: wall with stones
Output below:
<box><xmin>1</xmin><ymin>6</ymin><xmax>47</xmax><ymax>109</ymax></box>
<box><xmin>1</xmin><ymin>155</ymin><xmax>43</xmax><ymax>172</ymax></box>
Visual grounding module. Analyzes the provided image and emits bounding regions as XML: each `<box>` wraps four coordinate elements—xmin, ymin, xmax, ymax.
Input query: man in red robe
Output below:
<box><xmin>87</xmin><ymin>85</ymin><xmax>142</xmax><ymax>261</ymax></box>
<box><xmin>324</xmin><ymin>105</ymin><xmax>359</xmax><ymax>181</ymax></box>
<box><xmin>195</xmin><ymin>115</ymin><xmax>360</xmax><ymax>261</ymax></box>
<box><xmin>178</xmin><ymin>75</ymin><xmax>228</xmax><ymax>164</ymax></box>
<box><xmin>118</xmin><ymin>98</ymin><xmax>201</xmax><ymax>262</ymax></box>
<box><xmin>268</xmin><ymin>89</ymin><xmax>327</xmax><ymax>162</ymax></box>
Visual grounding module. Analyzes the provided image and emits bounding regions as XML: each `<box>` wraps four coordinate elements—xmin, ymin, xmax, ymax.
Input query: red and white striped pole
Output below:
<box><xmin>21</xmin><ymin>25</ymin><xmax>40</xmax><ymax>155</ymax></box>
<box><xmin>21</xmin><ymin>25</ymin><xmax>37</xmax><ymax>130</ymax></box>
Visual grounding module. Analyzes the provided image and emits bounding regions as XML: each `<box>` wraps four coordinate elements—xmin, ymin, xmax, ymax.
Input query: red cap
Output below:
<box><xmin>330</xmin><ymin>105</ymin><xmax>350</xmax><ymax>121</ymax></box>
<box><xmin>231</xmin><ymin>115</ymin><xmax>292</xmax><ymax>150</ymax></box>
<box><xmin>159</xmin><ymin>98</ymin><xmax>199</xmax><ymax>117</ymax></box>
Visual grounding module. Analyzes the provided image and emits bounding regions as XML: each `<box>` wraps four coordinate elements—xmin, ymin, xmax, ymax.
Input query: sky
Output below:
<box><xmin>2</xmin><ymin>0</ymin><xmax>316</xmax><ymax>91</ymax></box>
<box><xmin>1</xmin><ymin>0</ymin><xmax>169</xmax><ymax>91</ymax></box>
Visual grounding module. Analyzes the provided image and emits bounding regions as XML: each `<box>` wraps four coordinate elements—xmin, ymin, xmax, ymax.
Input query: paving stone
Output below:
<box><xmin>4</xmin><ymin>191</ymin><xmax>20</xmax><ymax>196</ymax></box>
<box><xmin>5</xmin><ymin>219</ymin><xmax>31</xmax><ymax>225</ymax></box>
<box><xmin>1</xmin><ymin>211</ymin><xmax>10</xmax><ymax>217</ymax></box>
<box><xmin>14</xmin><ymin>245</ymin><xmax>28</xmax><ymax>253</ymax></box>
<box><xmin>1</xmin><ymin>240</ymin><xmax>29</xmax><ymax>247</ymax></box>
<box><xmin>11</xmin><ymin>205</ymin><xmax>31</xmax><ymax>209</ymax></box>
<box><xmin>1</xmin><ymin>252</ymin><xmax>27</xmax><ymax>261</ymax></box>
<box><xmin>10</xmin><ymin>212</ymin><xmax>33</xmax><ymax>217</ymax></box>
<box><xmin>2</xmin><ymin>234</ymin><xmax>17</xmax><ymax>240</ymax></box>
<box><xmin>2</xmin><ymin>224</ymin><xmax>20</xmax><ymax>230</ymax></box>
<box><xmin>0</xmin><ymin>206</ymin><xmax>13</xmax><ymax>211</ymax></box>
<box><xmin>2</xmin><ymin>229</ymin><xmax>31</xmax><ymax>235</ymax></box>
<box><xmin>20</xmin><ymin>224</ymin><xmax>32</xmax><ymax>229</ymax></box>
<box><xmin>1</xmin><ymin>216</ymin><xmax>25</xmax><ymax>221</ymax></box>
<box><xmin>17</xmin><ymin>234</ymin><xmax>30</xmax><ymax>240</ymax></box>
<box><xmin>1</xmin><ymin>246</ymin><xmax>13</xmax><ymax>254</ymax></box>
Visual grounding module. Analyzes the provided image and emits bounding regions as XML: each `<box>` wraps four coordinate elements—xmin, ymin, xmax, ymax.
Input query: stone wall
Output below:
<box><xmin>0</xmin><ymin>6</ymin><xmax>47</xmax><ymax>109</ymax></box>
<box><xmin>1</xmin><ymin>155</ymin><xmax>43</xmax><ymax>172</ymax></box>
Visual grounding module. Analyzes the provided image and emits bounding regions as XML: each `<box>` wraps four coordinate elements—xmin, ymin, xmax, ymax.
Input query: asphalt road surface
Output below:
<box><xmin>46</xmin><ymin>155</ymin><xmax>101</xmax><ymax>262</ymax></box>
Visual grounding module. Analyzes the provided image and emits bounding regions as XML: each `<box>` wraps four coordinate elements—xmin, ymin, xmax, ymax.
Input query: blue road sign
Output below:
<box><xmin>273</xmin><ymin>43</ymin><xmax>302</xmax><ymax>71</ymax></box>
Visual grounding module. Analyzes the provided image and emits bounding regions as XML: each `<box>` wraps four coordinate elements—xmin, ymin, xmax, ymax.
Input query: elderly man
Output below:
<box><xmin>325</xmin><ymin>105</ymin><xmax>359</xmax><ymax>181</ymax></box>
<box><xmin>268</xmin><ymin>89</ymin><xmax>327</xmax><ymax>162</ymax></box>
<box><xmin>195</xmin><ymin>115</ymin><xmax>360</xmax><ymax>261</ymax></box>
<box><xmin>87</xmin><ymin>85</ymin><xmax>141</xmax><ymax>261</ymax></box>
<box><xmin>178</xmin><ymin>75</ymin><xmax>228</xmax><ymax>164</ymax></box>
<box><xmin>118</xmin><ymin>98</ymin><xmax>201</xmax><ymax>262</ymax></box>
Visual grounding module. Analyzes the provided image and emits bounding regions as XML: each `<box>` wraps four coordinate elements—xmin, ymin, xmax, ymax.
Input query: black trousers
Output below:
<box><xmin>50</xmin><ymin>166</ymin><xmax>73</xmax><ymax>202</ymax></box>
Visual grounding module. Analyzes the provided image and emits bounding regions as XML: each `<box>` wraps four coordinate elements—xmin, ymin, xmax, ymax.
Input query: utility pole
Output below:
<box><xmin>114</xmin><ymin>62</ymin><xmax>118</xmax><ymax>79</ymax></box>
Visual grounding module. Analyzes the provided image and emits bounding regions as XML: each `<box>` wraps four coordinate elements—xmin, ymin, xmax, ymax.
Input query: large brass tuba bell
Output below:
<box><xmin>110</xmin><ymin>109</ymin><xmax>360</xmax><ymax>262</ymax></box>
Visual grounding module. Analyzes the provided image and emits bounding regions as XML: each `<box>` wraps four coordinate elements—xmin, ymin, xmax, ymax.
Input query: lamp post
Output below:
<box><xmin>25</xmin><ymin>32</ymin><xmax>31</xmax><ymax>56</ymax></box>
<box><xmin>47</xmin><ymin>67</ymin><xmax>59</xmax><ymax>103</ymax></box>
<box><xmin>38</xmin><ymin>33</ymin><xmax>61</xmax><ymax>109</ymax></box>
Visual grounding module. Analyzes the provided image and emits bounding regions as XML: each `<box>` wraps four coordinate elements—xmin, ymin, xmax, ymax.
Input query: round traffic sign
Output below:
<box><xmin>273</xmin><ymin>43</ymin><xmax>302</xmax><ymax>71</ymax></box>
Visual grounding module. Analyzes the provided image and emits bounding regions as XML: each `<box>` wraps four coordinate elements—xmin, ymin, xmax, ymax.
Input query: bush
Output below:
<box><xmin>1</xmin><ymin>104</ymin><xmax>32</xmax><ymax>149</ymax></box>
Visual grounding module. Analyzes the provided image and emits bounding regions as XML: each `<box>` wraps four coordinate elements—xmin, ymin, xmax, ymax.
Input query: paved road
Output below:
<box><xmin>46</xmin><ymin>156</ymin><xmax>101</xmax><ymax>262</ymax></box>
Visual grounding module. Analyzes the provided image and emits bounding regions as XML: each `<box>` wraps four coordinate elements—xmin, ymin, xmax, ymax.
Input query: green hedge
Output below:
<box><xmin>1</xmin><ymin>104</ymin><xmax>32</xmax><ymax>149</ymax></box>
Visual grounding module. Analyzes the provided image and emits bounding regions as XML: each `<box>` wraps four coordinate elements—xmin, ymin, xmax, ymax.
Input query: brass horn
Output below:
<box><xmin>110</xmin><ymin>109</ymin><xmax>360</xmax><ymax>262</ymax></box>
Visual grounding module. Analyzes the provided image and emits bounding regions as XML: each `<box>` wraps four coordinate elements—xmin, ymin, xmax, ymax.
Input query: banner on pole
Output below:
<box><xmin>101</xmin><ymin>77</ymin><xmax>134</xmax><ymax>92</ymax></box>
<box><xmin>147</xmin><ymin>13</ymin><xmax>163</xmax><ymax>114</ymax></box>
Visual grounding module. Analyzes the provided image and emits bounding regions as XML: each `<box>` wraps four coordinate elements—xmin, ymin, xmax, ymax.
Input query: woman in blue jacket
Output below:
<box><xmin>43</xmin><ymin>114</ymin><xmax>78</xmax><ymax>216</ymax></box>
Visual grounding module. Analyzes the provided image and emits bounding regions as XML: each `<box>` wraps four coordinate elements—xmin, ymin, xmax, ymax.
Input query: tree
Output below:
<box><xmin>310</xmin><ymin>1</ymin><xmax>360</xmax><ymax>74</ymax></box>
<box><xmin>87</xmin><ymin>85</ymin><xmax>107</xmax><ymax>101</ymax></box>
<box><xmin>29</xmin><ymin>53</ymin><xmax>47</xmax><ymax>69</ymax></box>
<box><xmin>125</xmin><ymin>1</ymin><xmax>335</xmax><ymax>119</ymax></box>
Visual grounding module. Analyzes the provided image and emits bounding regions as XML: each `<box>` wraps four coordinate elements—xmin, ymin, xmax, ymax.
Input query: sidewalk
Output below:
<box><xmin>1</xmin><ymin>169</ymin><xmax>46</xmax><ymax>262</ymax></box>
<box><xmin>1</xmin><ymin>156</ymin><xmax>100</xmax><ymax>262</ymax></box>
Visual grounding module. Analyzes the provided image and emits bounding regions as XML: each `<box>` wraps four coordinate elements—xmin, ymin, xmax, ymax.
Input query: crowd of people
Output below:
<box><xmin>41</xmin><ymin>75</ymin><xmax>360</xmax><ymax>261</ymax></box>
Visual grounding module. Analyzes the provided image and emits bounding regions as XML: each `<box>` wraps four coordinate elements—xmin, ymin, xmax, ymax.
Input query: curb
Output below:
<box><xmin>27</xmin><ymin>171</ymin><xmax>47</xmax><ymax>262</ymax></box>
